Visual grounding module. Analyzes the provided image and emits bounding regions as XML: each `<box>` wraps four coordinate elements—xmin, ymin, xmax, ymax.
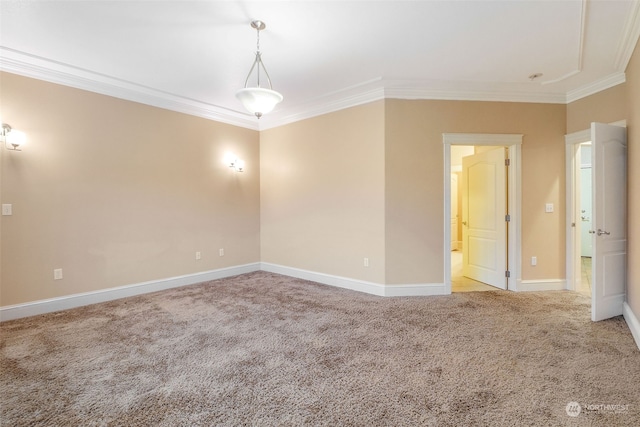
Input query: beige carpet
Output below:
<box><xmin>1</xmin><ymin>271</ymin><xmax>639</xmax><ymax>426</ymax></box>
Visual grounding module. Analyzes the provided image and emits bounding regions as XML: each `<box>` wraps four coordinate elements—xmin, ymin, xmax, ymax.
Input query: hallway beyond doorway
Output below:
<box><xmin>578</xmin><ymin>256</ymin><xmax>592</xmax><ymax>296</ymax></box>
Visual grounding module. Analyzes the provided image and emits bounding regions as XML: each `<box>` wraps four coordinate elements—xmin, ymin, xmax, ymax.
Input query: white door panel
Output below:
<box><xmin>592</xmin><ymin>122</ymin><xmax>627</xmax><ymax>322</ymax></box>
<box><xmin>462</xmin><ymin>147</ymin><xmax>507</xmax><ymax>289</ymax></box>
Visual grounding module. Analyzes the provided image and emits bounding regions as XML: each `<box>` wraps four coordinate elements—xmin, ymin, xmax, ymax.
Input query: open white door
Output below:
<box><xmin>591</xmin><ymin>123</ymin><xmax>627</xmax><ymax>321</ymax></box>
<box><xmin>462</xmin><ymin>147</ymin><xmax>507</xmax><ymax>289</ymax></box>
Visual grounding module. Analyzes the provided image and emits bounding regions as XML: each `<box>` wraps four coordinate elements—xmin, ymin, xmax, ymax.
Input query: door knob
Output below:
<box><xmin>597</xmin><ymin>229</ymin><xmax>610</xmax><ymax>236</ymax></box>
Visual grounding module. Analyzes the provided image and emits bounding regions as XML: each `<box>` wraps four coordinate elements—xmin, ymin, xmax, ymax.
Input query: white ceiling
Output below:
<box><xmin>1</xmin><ymin>1</ymin><xmax>639</xmax><ymax>130</ymax></box>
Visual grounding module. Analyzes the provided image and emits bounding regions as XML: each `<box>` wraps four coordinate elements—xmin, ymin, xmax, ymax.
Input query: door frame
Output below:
<box><xmin>443</xmin><ymin>133</ymin><xmax>523</xmax><ymax>294</ymax></box>
<box><xmin>564</xmin><ymin>120</ymin><xmax>626</xmax><ymax>292</ymax></box>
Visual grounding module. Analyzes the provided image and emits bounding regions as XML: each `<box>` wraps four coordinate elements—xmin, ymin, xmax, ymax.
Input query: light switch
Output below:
<box><xmin>2</xmin><ymin>204</ymin><xmax>12</xmax><ymax>216</ymax></box>
<box><xmin>545</xmin><ymin>203</ymin><xmax>554</xmax><ymax>213</ymax></box>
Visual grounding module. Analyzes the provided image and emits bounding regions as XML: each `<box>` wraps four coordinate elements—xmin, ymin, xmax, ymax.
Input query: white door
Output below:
<box><xmin>462</xmin><ymin>147</ymin><xmax>507</xmax><ymax>289</ymax></box>
<box><xmin>591</xmin><ymin>123</ymin><xmax>627</xmax><ymax>322</ymax></box>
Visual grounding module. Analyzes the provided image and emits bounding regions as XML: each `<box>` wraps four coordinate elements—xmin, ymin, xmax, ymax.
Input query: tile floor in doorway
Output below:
<box><xmin>451</xmin><ymin>250</ymin><xmax>500</xmax><ymax>292</ymax></box>
<box><xmin>451</xmin><ymin>251</ymin><xmax>593</xmax><ymax>295</ymax></box>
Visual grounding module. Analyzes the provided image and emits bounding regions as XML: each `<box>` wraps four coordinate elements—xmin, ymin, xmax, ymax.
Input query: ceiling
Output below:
<box><xmin>1</xmin><ymin>1</ymin><xmax>639</xmax><ymax>130</ymax></box>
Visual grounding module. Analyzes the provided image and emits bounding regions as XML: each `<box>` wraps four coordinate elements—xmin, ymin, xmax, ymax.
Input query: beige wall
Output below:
<box><xmin>260</xmin><ymin>102</ymin><xmax>386</xmax><ymax>283</ymax></box>
<box><xmin>384</xmin><ymin>100</ymin><xmax>567</xmax><ymax>284</ymax></box>
<box><xmin>625</xmin><ymin>40</ymin><xmax>640</xmax><ymax>317</ymax></box>
<box><xmin>566</xmin><ymin>84</ymin><xmax>629</xmax><ymax>134</ymax></box>
<box><xmin>261</xmin><ymin>98</ymin><xmax>566</xmax><ymax>285</ymax></box>
<box><xmin>4</xmin><ymin>39</ymin><xmax>636</xmax><ymax>308</ymax></box>
<box><xmin>0</xmin><ymin>72</ymin><xmax>260</xmax><ymax>306</ymax></box>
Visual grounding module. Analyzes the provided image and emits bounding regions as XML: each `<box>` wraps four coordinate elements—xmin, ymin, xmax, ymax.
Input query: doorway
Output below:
<box><xmin>450</xmin><ymin>145</ymin><xmax>507</xmax><ymax>292</ymax></box>
<box><xmin>565</xmin><ymin>122</ymin><xmax>627</xmax><ymax>321</ymax></box>
<box><xmin>443</xmin><ymin>133</ymin><xmax>523</xmax><ymax>294</ymax></box>
<box><xmin>577</xmin><ymin>142</ymin><xmax>593</xmax><ymax>296</ymax></box>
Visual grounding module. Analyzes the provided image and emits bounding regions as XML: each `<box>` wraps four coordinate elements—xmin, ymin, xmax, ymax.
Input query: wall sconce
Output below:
<box><xmin>225</xmin><ymin>153</ymin><xmax>245</xmax><ymax>172</ymax></box>
<box><xmin>1</xmin><ymin>122</ymin><xmax>26</xmax><ymax>151</ymax></box>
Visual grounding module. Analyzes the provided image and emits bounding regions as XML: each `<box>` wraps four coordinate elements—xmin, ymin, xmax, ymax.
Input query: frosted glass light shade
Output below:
<box><xmin>6</xmin><ymin>129</ymin><xmax>26</xmax><ymax>150</ymax></box>
<box><xmin>236</xmin><ymin>87</ymin><xmax>283</xmax><ymax>118</ymax></box>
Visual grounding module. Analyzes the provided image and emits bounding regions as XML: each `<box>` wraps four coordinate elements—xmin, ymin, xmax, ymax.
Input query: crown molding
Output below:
<box><xmin>0</xmin><ymin>47</ymin><xmax>259</xmax><ymax>130</ymax></box>
<box><xmin>384</xmin><ymin>85</ymin><xmax>567</xmax><ymax>104</ymax></box>
<box><xmin>565</xmin><ymin>72</ymin><xmax>626</xmax><ymax>103</ymax></box>
<box><xmin>260</xmin><ymin>78</ymin><xmax>569</xmax><ymax>130</ymax></box>
<box><xmin>259</xmin><ymin>80</ymin><xmax>386</xmax><ymax>130</ymax></box>
<box><xmin>614</xmin><ymin>0</ymin><xmax>640</xmax><ymax>72</ymax></box>
<box><xmin>0</xmin><ymin>46</ymin><xmax>632</xmax><ymax>131</ymax></box>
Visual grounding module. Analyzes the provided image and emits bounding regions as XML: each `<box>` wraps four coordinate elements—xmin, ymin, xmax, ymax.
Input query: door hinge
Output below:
<box><xmin>505</xmin><ymin>270</ymin><xmax>511</xmax><ymax>278</ymax></box>
<box><xmin>505</xmin><ymin>214</ymin><xmax>511</xmax><ymax>222</ymax></box>
<box><xmin>505</xmin><ymin>158</ymin><xmax>511</xmax><ymax>166</ymax></box>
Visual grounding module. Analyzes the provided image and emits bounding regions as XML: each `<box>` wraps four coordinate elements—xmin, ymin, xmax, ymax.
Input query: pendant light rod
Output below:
<box><xmin>242</xmin><ymin>20</ymin><xmax>275</xmax><ymax>90</ymax></box>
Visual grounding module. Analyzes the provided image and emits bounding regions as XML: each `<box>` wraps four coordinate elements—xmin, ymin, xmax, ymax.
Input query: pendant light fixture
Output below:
<box><xmin>236</xmin><ymin>20</ymin><xmax>283</xmax><ymax>119</ymax></box>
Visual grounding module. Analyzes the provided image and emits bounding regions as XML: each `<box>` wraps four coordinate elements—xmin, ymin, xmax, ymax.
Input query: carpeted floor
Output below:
<box><xmin>1</xmin><ymin>271</ymin><xmax>639</xmax><ymax>426</ymax></box>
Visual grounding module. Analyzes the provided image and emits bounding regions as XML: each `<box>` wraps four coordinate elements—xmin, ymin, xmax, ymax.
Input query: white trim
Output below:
<box><xmin>0</xmin><ymin>263</ymin><xmax>261</xmax><ymax>322</ymax></box>
<box><xmin>260</xmin><ymin>263</ymin><xmax>446</xmax><ymax>297</ymax></box>
<box><xmin>7</xmin><ymin>45</ymin><xmax>628</xmax><ymax>133</ymax></box>
<box><xmin>0</xmin><ymin>47</ymin><xmax>259</xmax><ymax>131</ymax></box>
<box><xmin>516</xmin><ymin>279</ymin><xmax>567</xmax><ymax>292</ymax></box>
<box><xmin>541</xmin><ymin>0</ymin><xmax>586</xmax><ymax>86</ymax></box>
<box><xmin>443</xmin><ymin>133</ymin><xmax>524</xmax><ymax>146</ymax></box>
<box><xmin>259</xmin><ymin>80</ymin><xmax>568</xmax><ymax>131</ymax></box>
<box><xmin>565</xmin><ymin>129</ymin><xmax>591</xmax><ymax>145</ymax></box>
<box><xmin>623</xmin><ymin>302</ymin><xmax>640</xmax><ymax>351</ymax></box>
<box><xmin>443</xmin><ymin>133</ymin><xmax>522</xmax><ymax>294</ymax></box>
<box><xmin>614</xmin><ymin>0</ymin><xmax>640</xmax><ymax>72</ymax></box>
<box><xmin>565</xmin><ymin>131</ymin><xmax>591</xmax><ymax>292</ymax></box>
<box><xmin>259</xmin><ymin>81</ymin><xmax>386</xmax><ymax>131</ymax></box>
<box><xmin>565</xmin><ymin>72</ymin><xmax>626</xmax><ymax>103</ymax></box>
<box><xmin>383</xmin><ymin>86</ymin><xmax>566</xmax><ymax>104</ymax></box>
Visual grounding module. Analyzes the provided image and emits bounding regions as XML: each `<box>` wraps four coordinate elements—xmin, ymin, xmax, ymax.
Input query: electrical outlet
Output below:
<box><xmin>219</xmin><ymin>248</ymin><xmax>224</xmax><ymax>257</ymax></box>
<box><xmin>54</xmin><ymin>269</ymin><xmax>63</xmax><ymax>280</ymax></box>
<box><xmin>195</xmin><ymin>251</ymin><xmax>201</xmax><ymax>260</ymax></box>
<box><xmin>364</xmin><ymin>257</ymin><xmax>369</xmax><ymax>267</ymax></box>
<box><xmin>531</xmin><ymin>256</ymin><xmax>537</xmax><ymax>266</ymax></box>
<box><xmin>2</xmin><ymin>204</ymin><xmax>12</xmax><ymax>216</ymax></box>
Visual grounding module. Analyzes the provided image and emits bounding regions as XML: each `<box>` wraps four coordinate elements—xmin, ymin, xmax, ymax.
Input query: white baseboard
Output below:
<box><xmin>515</xmin><ymin>279</ymin><xmax>566</xmax><ymax>292</ymax></box>
<box><xmin>0</xmin><ymin>263</ymin><xmax>261</xmax><ymax>322</ymax></box>
<box><xmin>260</xmin><ymin>262</ymin><xmax>446</xmax><ymax>297</ymax></box>
<box><xmin>623</xmin><ymin>302</ymin><xmax>640</xmax><ymax>351</ymax></box>
<box><xmin>1</xmin><ymin>264</ymin><xmax>575</xmax><ymax>322</ymax></box>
